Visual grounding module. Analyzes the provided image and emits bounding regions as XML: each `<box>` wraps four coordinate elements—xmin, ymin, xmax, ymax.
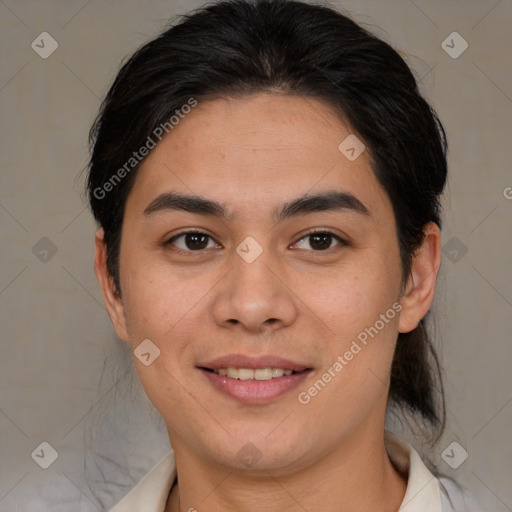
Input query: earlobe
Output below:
<box><xmin>94</xmin><ymin>228</ymin><xmax>130</xmax><ymax>342</ymax></box>
<box><xmin>398</xmin><ymin>222</ymin><xmax>442</xmax><ymax>334</ymax></box>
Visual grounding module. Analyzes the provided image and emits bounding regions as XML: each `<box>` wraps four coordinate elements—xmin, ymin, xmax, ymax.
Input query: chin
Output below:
<box><xmin>201</xmin><ymin>427</ymin><xmax>313</xmax><ymax>474</ymax></box>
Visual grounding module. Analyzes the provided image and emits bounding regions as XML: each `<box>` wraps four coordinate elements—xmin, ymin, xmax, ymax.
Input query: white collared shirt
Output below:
<box><xmin>109</xmin><ymin>432</ymin><xmax>484</xmax><ymax>511</ymax></box>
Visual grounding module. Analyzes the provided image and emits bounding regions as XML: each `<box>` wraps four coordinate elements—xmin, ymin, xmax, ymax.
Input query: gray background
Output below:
<box><xmin>1</xmin><ymin>0</ymin><xmax>511</xmax><ymax>510</ymax></box>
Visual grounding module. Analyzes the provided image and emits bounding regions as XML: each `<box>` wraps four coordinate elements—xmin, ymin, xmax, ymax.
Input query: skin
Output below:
<box><xmin>94</xmin><ymin>94</ymin><xmax>441</xmax><ymax>512</ymax></box>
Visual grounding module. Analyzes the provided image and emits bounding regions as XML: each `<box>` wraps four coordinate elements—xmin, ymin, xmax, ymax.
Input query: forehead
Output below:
<box><xmin>126</xmin><ymin>94</ymin><xmax>392</xmax><ymax>221</ymax></box>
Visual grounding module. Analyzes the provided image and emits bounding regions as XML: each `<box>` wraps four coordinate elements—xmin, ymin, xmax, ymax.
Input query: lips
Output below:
<box><xmin>198</xmin><ymin>354</ymin><xmax>312</xmax><ymax>404</ymax></box>
<box><xmin>198</xmin><ymin>354</ymin><xmax>310</xmax><ymax>373</ymax></box>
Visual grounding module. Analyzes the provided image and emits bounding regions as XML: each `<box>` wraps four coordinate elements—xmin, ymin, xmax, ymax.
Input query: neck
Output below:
<box><xmin>165</xmin><ymin>427</ymin><xmax>407</xmax><ymax>512</ymax></box>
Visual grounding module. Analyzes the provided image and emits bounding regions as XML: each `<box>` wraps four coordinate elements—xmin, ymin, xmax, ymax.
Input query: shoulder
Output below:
<box><xmin>438</xmin><ymin>476</ymin><xmax>489</xmax><ymax>512</ymax></box>
<box><xmin>108</xmin><ymin>450</ymin><xmax>176</xmax><ymax>512</ymax></box>
<box><xmin>385</xmin><ymin>432</ymin><xmax>488</xmax><ymax>512</ymax></box>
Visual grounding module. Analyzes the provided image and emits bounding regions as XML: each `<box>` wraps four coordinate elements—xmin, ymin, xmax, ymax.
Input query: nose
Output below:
<box><xmin>211</xmin><ymin>246</ymin><xmax>298</xmax><ymax>334</ymax></box>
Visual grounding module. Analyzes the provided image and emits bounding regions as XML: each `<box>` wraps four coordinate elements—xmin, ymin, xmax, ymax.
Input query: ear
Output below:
<box><xmin>398</xmin><ymin>222</ymin><xmax>442</xmax><ymax>333</ymax></box>
<box><xmin>94</xmin><ymin>228</ymin><xmax>130</xmax><ymax>342</ymax></box>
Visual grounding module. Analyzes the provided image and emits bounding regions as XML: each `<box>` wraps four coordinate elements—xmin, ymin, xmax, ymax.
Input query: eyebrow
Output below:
<box><xmin>275</xmin><ymin>190</ymin><xmax>369</xmax><ymax>221</ymax></box>
<box><xmin>143</xmin><ymin>190</ymin><xmax>369</xmax><ymax>220</ymax></box>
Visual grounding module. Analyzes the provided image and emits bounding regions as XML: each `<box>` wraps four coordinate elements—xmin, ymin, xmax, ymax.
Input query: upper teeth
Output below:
<box><xmin>214</xmin><ymin>368</ymin><xmax>294</xmax><ymax>380</ymax></box>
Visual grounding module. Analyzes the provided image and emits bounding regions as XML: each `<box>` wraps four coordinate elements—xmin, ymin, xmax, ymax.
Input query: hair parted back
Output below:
<box><xmin>88</xmin><ymin>0</ymin><xmax>447</xmax><ymax>437</ymax></box>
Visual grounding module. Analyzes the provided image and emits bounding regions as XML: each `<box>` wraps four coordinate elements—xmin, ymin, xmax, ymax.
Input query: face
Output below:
<box><xmin>96</xmin><ymin>94</ymin><xmax>434</xmax><ymax>475</ymax></box>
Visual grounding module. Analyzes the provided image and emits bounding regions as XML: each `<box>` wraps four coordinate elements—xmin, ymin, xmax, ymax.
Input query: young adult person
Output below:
<box><xmin>87</xmin><ymin>1</ymin><xmax>484</xmax><ymax>510</ymax></box>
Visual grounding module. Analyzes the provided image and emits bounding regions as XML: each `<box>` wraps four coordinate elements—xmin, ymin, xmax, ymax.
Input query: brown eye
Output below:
<box><xmin>184</xmin><ymin>233</ymin><xmax>209</xmax><ymax>250</ymax></box>
<box><xmin>168</xmin><ymin>232</ymin><xmax>218</xmax><ymax>251</ymax></box>
<box><xmin>293</xmin><ymin>232</ymin><xmax>343</xmax><ymax>251</ymax></box>
<box><xmin>309</xmin><ymin>233</ymin><xmax>333</xmax><ymax>250</ymax></box>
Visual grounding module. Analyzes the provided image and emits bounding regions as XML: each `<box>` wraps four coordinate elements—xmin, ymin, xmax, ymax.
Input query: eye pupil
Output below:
<box><xmin>185</xmin><ymin>233</ymin><xmax>209</xmax><ymax>250</ymax></box>
<box><xmin>310</xmin><ymin>233</ymin><xmax>332</xmax><ymax>250</ymax></box>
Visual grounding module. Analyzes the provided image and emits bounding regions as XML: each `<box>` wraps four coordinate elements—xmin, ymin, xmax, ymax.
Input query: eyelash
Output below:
<box><xmin>164</xmin><ymin>229</ymin><xmax>347</xmax><ymax>254</ymax></box>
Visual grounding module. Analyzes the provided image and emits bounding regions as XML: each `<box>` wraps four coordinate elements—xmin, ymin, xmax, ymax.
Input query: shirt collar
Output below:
<box><xmin>385</xmin><ymin>431</ymin><xmax>442</xmax><ymax>511</ymax></box>
<box><xmin>109</xmin><ymin>450</ymin><xmax>176</xmax><ymax>511</ymax></box>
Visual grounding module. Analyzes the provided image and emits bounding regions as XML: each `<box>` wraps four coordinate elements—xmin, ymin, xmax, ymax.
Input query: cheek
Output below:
<box><xmin>121</xmin><ymin>268</ymin><xmax>205</xmax><ymax>422</ymax></box>
<box><xmin>300</xmin><ymin>296</ymin><xmax>400</xmax><ymax>435</ymax></box>
<box><xmin>295</xmin><ymin>251</ymin><xmax>402</xmax><ymax>397</ymax></box>
<box><xmin>295</xmin><ymin>257</ymin><xmax>400</xmax><ymax>340</ymax></box>
<box><xmin>123</xmin><ymin>275</ymin><xmax>194</xmax><ymax>343</ymax></box>
<box><xmin>120</xmin><ymin>258</ymin><xmax>223</xmax><ymax>387</ymax></box>
<box><xmin>120</xmin><ymin>247</ymin><xmax>195</xmax><ymax>338</ymax></box>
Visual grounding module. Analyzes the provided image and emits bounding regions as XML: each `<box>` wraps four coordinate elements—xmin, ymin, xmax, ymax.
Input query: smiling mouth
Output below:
<box><xmin>199</xmin><ymin>365</ymin><xmax>312</xmax><ymax>404</ymax></box>
<box><xmin>202</xmin><ymin>367</ymin><xmax>300</xmax><ymax>380</ymax></box>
